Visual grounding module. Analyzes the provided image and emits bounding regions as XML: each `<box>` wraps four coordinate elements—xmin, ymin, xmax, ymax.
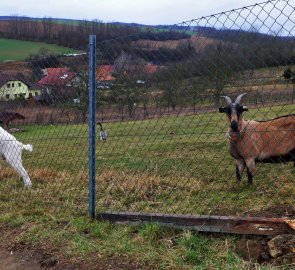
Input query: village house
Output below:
<box><xmin>95</xmin><ymin>63</ymin><xmax>163</xmax><ymax>87</ymax></box>
<box><xmin>0</xmin><ymin>75</ymin><xmax>41</xmax><ymax>101</ymax></box>
<box><xmin>96</xmin><ymin>65</ymin><xmax>115</xmax><ymax>89</ymax></box>
<box><xmin>38</xmin><ymin>67</ymin><xmax>79</xmax><ymax>101</ymax></box>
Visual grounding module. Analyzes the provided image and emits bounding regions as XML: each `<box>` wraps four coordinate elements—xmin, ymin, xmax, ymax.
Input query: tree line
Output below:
<box><xmin>0</xmin><ymin>16</ymin><xmax>138</xmax><ymax>48</ymax></box>
<box><xmin>0</xmin><ymin>16</ymin><xmax>190</xmax><ymax>49</ymax></box>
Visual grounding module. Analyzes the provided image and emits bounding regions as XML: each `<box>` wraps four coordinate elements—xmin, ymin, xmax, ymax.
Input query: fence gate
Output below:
<box><xmin>89</xmin><ymin>0</ymin><xmax>295</xmax><ymax>236</ymax></box>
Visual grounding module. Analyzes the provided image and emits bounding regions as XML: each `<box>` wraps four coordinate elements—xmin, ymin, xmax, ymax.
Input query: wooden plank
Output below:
<box><xmin>97</xmin><ymin>211</ymin><xmax>295</xmax><ymax>236</ymax></box>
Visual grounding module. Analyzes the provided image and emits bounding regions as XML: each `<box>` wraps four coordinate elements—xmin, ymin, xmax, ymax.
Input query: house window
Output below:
<box><xmin>18</xmin><ymin>82</ymin><xmax>21</xmax><ymax>87</ymax></box>
<box><xmin>7</xmin><ymin>83</ymin><xmax>10</xmax><ymax>88</ymax></box>
<box><xmin>5</xmin><ymin>94</ymin><xmax>10</xmax><ymax>100</ymax></box>
<box><xmin>11</xmin><ymin>83</ymin><xmax>15</xmax><ymax>87</ymax></box>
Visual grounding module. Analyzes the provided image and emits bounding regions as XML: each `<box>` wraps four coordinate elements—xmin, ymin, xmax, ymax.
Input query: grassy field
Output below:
<box><xmin>0</xmin><ymin>104</ymin><xmax>294</xmax><ymax>269</ymax></box>
<box><xmin>0</xmin><ymin>38</ymin><xmax>78</xmax><ymax>61</ymax></box>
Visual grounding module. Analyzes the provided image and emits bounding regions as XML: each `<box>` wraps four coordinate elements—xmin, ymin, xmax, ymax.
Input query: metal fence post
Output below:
<box><xmin>89</xmin><ymin>35</ymin><xmax>96</xmax><ymax>219</ymax></box>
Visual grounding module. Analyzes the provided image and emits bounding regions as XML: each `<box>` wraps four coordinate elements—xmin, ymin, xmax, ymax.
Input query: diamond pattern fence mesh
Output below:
<box><xmin>93</xmin><ymin>0</ymin><xmax>295</xmax><ymax>222</ymax></box>
<box><xmin>0</xmin><ymin>0</ymin><xmax>294</xmax><ymax>233</ymax></box>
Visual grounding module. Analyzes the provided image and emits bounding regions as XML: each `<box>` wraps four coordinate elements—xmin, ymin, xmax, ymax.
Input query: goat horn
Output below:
<box><xmin>220</xmin><ymin>96</ymin><xmax>232</xmax><ymax>105</ymax></box>
<box><xmin>235</xmin><ymin>93</ymin><xmax>248</xmax><ymax>104</ymax></box>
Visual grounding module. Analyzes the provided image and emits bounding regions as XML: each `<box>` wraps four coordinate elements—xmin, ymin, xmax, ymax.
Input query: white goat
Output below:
<box><xmin>0</xmin><ymin>127</ymin><xmax>33</xmax><ymax>187</ymax></box>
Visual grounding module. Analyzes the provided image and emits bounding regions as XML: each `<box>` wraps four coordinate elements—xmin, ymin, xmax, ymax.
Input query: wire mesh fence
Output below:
<box><xmin>93</xmin><ymin>0</ymin><xmax>295</xmax><ymax>224</ymax></box>
<box><xmin>0</xmin><ymin>0</ymin><xmax>294</xmax><ymax>237</ymax></box>
<box><xmin>0</xmin><ymin>44</ymin><xmax>92</xmax><ymax>213</ymax></box>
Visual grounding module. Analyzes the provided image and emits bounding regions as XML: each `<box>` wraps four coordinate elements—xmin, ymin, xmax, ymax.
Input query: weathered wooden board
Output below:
<box><xmin>98</xmin><ymin>211</ymin><xmax>295</xmax><ymax>236</ymax></box>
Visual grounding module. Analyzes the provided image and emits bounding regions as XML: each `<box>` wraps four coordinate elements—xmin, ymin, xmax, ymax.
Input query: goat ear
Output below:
<box><xmin>219</xmin><ymin>107</ymin><xmax>226</xmax><ymax>113</ymax></box>
<box><xmin>242</xmin><ymin>106</ymin><xmax>248</xmax><ymax>112</ymax></box>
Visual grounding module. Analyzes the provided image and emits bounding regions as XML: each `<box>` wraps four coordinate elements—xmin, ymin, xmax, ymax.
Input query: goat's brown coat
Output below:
<box><xmin>229</xmin><ymin>114</ymin><xmax>295</xmax><ymax>166</ymax></box>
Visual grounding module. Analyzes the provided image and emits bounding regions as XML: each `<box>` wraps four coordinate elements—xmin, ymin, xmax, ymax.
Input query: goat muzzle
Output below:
<box><xmin>230</xmin><ymin>121</ymin><xmax>239</xmax><ymax>133</ymax></box>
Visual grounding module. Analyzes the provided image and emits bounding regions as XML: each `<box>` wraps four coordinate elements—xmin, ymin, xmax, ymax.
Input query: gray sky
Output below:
<box><xmin>0</xmin><ymin>0</ymin><xmax>260</xmax><ymax>25</ymax></box>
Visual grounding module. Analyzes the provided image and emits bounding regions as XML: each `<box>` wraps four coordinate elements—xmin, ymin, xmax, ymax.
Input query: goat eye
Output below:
<box><xmin>237</xmin><ymin>106</ymin><xmax>243</xmax><ymax>113</ymax></box>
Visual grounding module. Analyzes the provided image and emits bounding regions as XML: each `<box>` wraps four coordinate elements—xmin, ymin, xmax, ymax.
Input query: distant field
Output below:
<box><xmin>0</xmin><ymin>38</ymin><xmax>78</xmax><ymax>61</ymax></box>
<box><xmin>134</xmin><ymin>35</ymin><xmax>217</xmax><ymax>52</ymax></box>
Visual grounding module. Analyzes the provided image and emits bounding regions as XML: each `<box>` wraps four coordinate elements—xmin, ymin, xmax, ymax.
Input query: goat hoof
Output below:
<box><xmin>24</xmin><ymin>183</ymin><xmax>32</xmax><ymax>188</ymax></box>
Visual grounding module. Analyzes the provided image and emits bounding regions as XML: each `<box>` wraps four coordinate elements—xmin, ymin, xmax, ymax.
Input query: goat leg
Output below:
<box><xmin>245</xmin><ymin>158</ymin><xmax>256</xmax><ymax>184</ymax></box>
<box><xmin>236</xmin><ymin>160</ymin><xmax>246</xmax><ymax>183</ymax></box>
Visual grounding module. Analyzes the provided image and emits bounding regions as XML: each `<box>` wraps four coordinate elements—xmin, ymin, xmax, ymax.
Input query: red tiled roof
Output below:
<box><xmin>38</xmin><ymin>68</ymin><xmax>76</xmax><ymax>86</ymax></box>
<box><xmin>143</xmin><ymin>64</ymin><xmax>160</xmax><ymax>74</ymax></box>
<box><xmin>96</xmin><ymin>65</ymin><xmax>115</xmax><ymax>81</ymax></box>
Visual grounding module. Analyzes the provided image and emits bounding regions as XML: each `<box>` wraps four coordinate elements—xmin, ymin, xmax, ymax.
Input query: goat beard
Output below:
<box><xmin>227</xmin><ymin>130</ymin><xmax>241</xmax><ymax>139</ymax></box>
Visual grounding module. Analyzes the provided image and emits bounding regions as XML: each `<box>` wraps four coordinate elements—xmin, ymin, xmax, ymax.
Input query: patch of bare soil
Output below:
<box><xmin>0</xmin><ymin>228</ymin><xmax>151</xmax><ymax>270</ymax></box>
<box><xmin>0</xmin><ymin>245</ymin><xmax>148</xmax><ymax>270</ymax></box>
<box><xmin>0</xmin><ymin>249</ymin><xmax>41</xmax><ymax>270</ymax></box>
<box><xmin>212</xmin><ymin>204</ymin><xmax>295</xmax><ymax>219</ymax></box>
<box><xmin>246</xmin><ymin>205</ymin><xmax>295</xmax><ymax>219</ymax></box>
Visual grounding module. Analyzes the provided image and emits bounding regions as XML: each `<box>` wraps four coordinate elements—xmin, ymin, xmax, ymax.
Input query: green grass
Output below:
<box><xmin>0</xmin><ymin>38</ymin><xmax>78</xmax><ymax>61</ymax></box>
<box><xmin>0</xmin><ymin>104</ymin><xmax>294</xmax><ymax>269</ymax></box>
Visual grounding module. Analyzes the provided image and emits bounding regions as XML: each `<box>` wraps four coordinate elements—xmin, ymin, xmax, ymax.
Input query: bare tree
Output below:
<box><xmin>8</xmin><ymin>14</ymin><xmax>20</xmax><ymax>38</ymax></box>
<box><xmin>200</xmin><ymin>42</ymin><xmax>237</xmax><ymax>106</ymax></box>
<box><xmin>113</xmin><ymin>51</ymin><xmax>133</xmax><ymax>74</ymax></box>
<box><xmin>42</xmin><ymin>17</ymin><xmax>54</xmax><ymax>40</ymax></box>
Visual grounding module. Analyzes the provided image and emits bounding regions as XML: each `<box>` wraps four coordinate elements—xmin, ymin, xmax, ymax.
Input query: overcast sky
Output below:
<box><xmin>0</xmin><ymin>0</ymin><xmax>260</xmax><ymax>25</ymax></box>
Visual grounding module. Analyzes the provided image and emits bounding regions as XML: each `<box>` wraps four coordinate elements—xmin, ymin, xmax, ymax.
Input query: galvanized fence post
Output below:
<box><xmin>89</xmin><ymin>35</ymin><xmax>96</xmax><ymax>219</ymax></box>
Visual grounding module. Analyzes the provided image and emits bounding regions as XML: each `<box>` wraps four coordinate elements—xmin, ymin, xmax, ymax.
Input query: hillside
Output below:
<box><xmin>133</xmin><ymin>35</ymin><xmax>224</xmax><ymax>52</ymax></box>
<box><xmin>0</xmin><ymin>15</ymin><xmax>295</xmax><ymax>88</ymax></box>
<box><xmin>1</xmin><ymin>16</ymin><xmax>294</xmax><ymax>63</ymax></box>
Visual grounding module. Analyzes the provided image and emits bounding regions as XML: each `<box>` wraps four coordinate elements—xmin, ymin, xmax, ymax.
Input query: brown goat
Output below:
<box><xmin>219</xmin><ymin>93</ymin><xmax>295</xmax><ymax>184</ymax></box>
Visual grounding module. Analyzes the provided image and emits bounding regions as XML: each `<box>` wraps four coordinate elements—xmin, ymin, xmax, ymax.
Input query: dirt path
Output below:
<box><xmin>0</xmin><ymin>249</ymin><xmax>41</xmax><ymax>270</ymax></box>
